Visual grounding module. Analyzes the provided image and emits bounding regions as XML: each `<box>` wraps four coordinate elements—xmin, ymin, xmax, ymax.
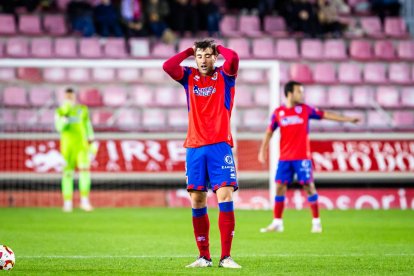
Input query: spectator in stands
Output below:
<box><xmin>67</xmin><ymin>0</ymin><xmax>95</xmax><ymax>37</ymax></box>
<box><xmin>257</xmin><ymin>0</ymin><xmax>277</xmax><ymax>31</ymax></box>
<box><xmin>171</xmin><ymin>0</ymin><xmax>198</xmax><ymax>37</ymax></box>
<box><xmin>197</xmin><ymin>0</ymin><xmax>221</xmax><ymax>37</ymax></box>
<box><xmin>370</xmin><ymin>0</ymin><xmax>401</xmax><ymax>25</ymax></box>
<box><xmin>329</xmin><ymin>0</ymin><xmax>350</xmax><ymax>15</ymax></box>
<box><xmin>94</xmin><ymin>0</ymin><xmax>124</xmax><ymax>37</ymax></box>
<box><xmin>317</xmin><ymin>0</ymin><xmax>347</xmax><ymax>37</ymax></box>
<box><xmin>284</xmin><ymin>0</ymin><xmax>321</xmax><ymax>38</ymax></box>
<box><xmin>120</xmin><ymin>0</ymin><xmax>147</xmax><ymax>37</ymax></box>
<box><xmin>146</xmin><ymin>0</ymin><xmax>176</xmax><ymax>43</ymax></box>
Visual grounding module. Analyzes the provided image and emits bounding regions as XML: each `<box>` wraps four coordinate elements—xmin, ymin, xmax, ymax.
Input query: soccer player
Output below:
<box><xmin>163</xmin><ymin>39</ymin><xmax>241</xmax><ymax>269</ymax></box>
<box><xmin>258</xmin><ymin>81</ymin><xmax>359</xmax><ymax>233</ymax></box>
<box><xmin>55</xmin><ymin>88</ymin><xmax>95</xmax><ymax>212</ymax></box>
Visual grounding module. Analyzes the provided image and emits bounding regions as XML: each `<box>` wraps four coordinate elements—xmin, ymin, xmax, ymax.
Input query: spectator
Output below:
<box><xmin>257</xmin><ymin>0</ymin><xmax>277</xmax><ymax>31</ymax></box>
<box><xmin>67</xmin><ymin>0</ymin><xmax>95</xmax><ymax>37</ymax></box>
<box><xmin>94</xmin><ymin>0</ymin><xmax>124</xmax><ymax>37</ymax></box>
<box><xmin>198</xmin><ymin>0</ymin><xmax>221</xmax><ymax>37</ymax></box>
<box><xmin>370</xmin><ymin>0</ymin><xmax>401</xmax><ymax>25</ymax></box>
<box><xmin>284</xmin><ymin>0</ymin><xmax>321</xmax><ymax>38</ymax></box>
<box><xmin>120</xmin><ymin>0</ymin><xmax>147</xmax><ymax>37</ymax></box>
<box><xmin>171</xmin><ymin>0</ymin><xmax>198</xmax><ymax>37</ymax></box>
<box><xmin>317</xmin><ymin>0</ymin><xmax>347</xmax><ymax>37</ymax></box>
<box><xmin>146</xmin><ymin>0</ymin><xmax>176</xmax><ymax>43</ymax></box>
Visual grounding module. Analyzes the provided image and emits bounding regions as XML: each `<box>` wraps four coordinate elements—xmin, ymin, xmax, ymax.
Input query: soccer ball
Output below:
<box><xmin>0</xmin><ymin>245</ymin><xmax>15</xmax><ymax>270</ymax></box>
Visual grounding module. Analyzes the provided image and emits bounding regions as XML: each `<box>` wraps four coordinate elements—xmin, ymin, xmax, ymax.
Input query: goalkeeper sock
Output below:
<box><xmin>308</xmin><ymin>194</ymin><xmax>320</xmax><ymax>218</ymax></box>
<box><xmin>79</xmin><ymin>170</ymin><xmax>91</xmax><ymax>199</ymax></box>
<box><xmin>61</xmin><ymin>170</ymin><xmax>74</xmax><ymax>201</ymax></box>
<box><xmin>192</xmin><ymin>207</ymin><xmax>210</xmax><ymax>260</ymax></box>
<box><xmin>274</xmin><ymin>195</ymin><xmax>285</xmax><ymax>219</ymax></box>
<box><xmin>218</xmin><ymin>201</ymin><xmax>235</xmax><ymax>260</ymax></box>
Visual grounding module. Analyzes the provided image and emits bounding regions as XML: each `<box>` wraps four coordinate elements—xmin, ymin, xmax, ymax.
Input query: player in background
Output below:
<box><xmin>163</xmin><ymin>39</ymin><xmax>241</xmax><ymax>269</ymax></box>
<box><xmin>258</xmin><ymin>81</ymin><xmax>359</xmax><ymax>233</ymax></box>
<box><xmin>55</xmin><ymin>88</ymin><xmax>96</xmax><ymax>212</ymax></box>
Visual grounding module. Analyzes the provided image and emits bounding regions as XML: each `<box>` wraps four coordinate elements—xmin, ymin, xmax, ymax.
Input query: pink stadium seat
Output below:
<box><xmin>374</xmin><ymin>40</ymin><xmax>396</xmax><ymax>60</ymax></box>
<box><xmin>401</xmin><ymin>87</ymin><xmax>414</xmax><ymax>107</ymax></box>
<box><xmin>3</xmin><ymin>87</ymin><xmax>27</xmax><ymax>107</ymax></box>
<box><xmin>350</xmin><ymin>40</ymin><xmax>372</xmax><ymax>60</ymax></box>
<box><xmin>252</xmin><ymin>38</ymin><xmax>275</xmax><ymax>58</ymax></box>
<box><xmin>227</xmin><ymin>38</ymin><xmax>250</xmax><ymax>58</ymax></box>
<box><xmin>78</xmin><ymin>88</ymin><xmax>103</xmax><ymax>107</ymax></box>
<box><xmin>18</xmin><ymin>15</ymin><xmax>41</xmax><ymax>35</ymax></box>
<box><xmin>17</xmin><ymin>110</ymin><xmax>38</xmax><ymax>126</ymax></box>
<box><xmin>178</xmin><ymin>38</ymin><xmax>196</xmax><ymax>53</ymax></box>
<box><xmin>238</xmin><ymin>69</ymin><xmax>266</xmax><ymax>83</ymax></box>
<box><xmin>363</xmin><ymin>63</ymin><xmax>387</xmax><ymax>84</ymax></box>
<box><xmin>131</xmin><ymin>85</ymin><xmax>155</xmax><ymax>106</ymax></box>
<box><xmin>129</xmin><ymin>38</ymin><xmax>150</xmax><ymax>57</ymax></box>
<box><xmin>290</xmin><ymin>63</ymin><xmax>313</xmax><ymax>83</ymax></box>
<box><xmin>29</xmin><ymin>87</ymin><xmax>54</xmax><ymax>106</ymax></box>
<box><xmin>219</xmin><ymin>15</ymin><xmax>241</xmax><ymax>37</ymax></box>
<box><xmin>275</xmin><ymin>39</ymin><xmax>299</xmax><ymax>60</ymax></box>
<box><xmin>155</xmin><ymin>87</ymin><xmax>180</xmax><ymax>107</ymax></box>
<box><xmin>151</xmin><ymin>42</ymin><xmax>176</xmax><ymax>58</ymax></box>
<box><xmin>367</xmin><ymin>111</ymin><xmax>391</xmax><ymax>129</ymax></box>
<box><xmin>79</xmin><ymin>38</ymin><xmax>102</xmax><ymax>58</ymax></box>
<box><xmin>142</xmin><ymin>109</ymin><xmax>166</xmax><ymax>129</ymax></box>
<box><xmin>0</xmin><ymin>40</ymin><xmax>3</xmax><ymax>57</ymax></box>
<box><xmin>342</xmin><ymin>110</ymin><xmax>366</xmax><ymax>130</ymax></box>
<box><xmin>31</xmin><ymin>38</ymin><xmax>53</xmax><ymax>58</ymax></box>
<box><xmin>243</xmin><ymin>109</ymin><xmax>268</xmax><ymax>129</ymax></box>
<box><xmin>384</xmin><ymin>17</ymin><xmax>407</xmax><ymax>38</ymax></box>
<box><xmin>323</xmin><ymin>39</ymin><xmax>347</xmax><ymax>60</ymax></box>
<box><xmin>104</xmin><ymin>39</ymin><xmax>127</xmax><ymax>58</ymax></box>
<box><xmin>38</xmin><ymin>109</ymin><xmax>55</xmax><ymax>125</ymax></box>
<box><xmin>6</xmin><ymin>37</ymin><xmax>29</xmax><ymax>57</ymax></box>
<box><xmin>116</xmin><ymin>109</ymin><xmax>141</xmax><ymax>129</ymax></box>
<box><xmin>360</xmin><ymin>16</ymin><xmax>383</xmax><ymax>37</ymax></box>
<box><xmin>117</xmin><ymin>68</ymin><xmax>140</xmax><ymax>82</ymax></box>
<box><xmin>141</xmin><ymin>68</ymin><xmax>166</xmax><ymax>82</ymax></box>
<box><xmin>352</xmin><ymin>86</ymin><xmax>375</xmax><ymax>108</ymax></box>
<box><xmin>0</xmin><ymin>68</ymin><xmax>16</xmax><ymax>81</ymax></box>
<box><xmin>389</xmin><ymin>63</ymin><xmax>411</xmax><ymax>84</ymax></box>
<box><xmin>168</xmin><ymin>109</ymin><xmax>188</xmax><ymax>129</ymax></box>
<box><xmin>67</xmin><ymin>68</ymin><xmax>90</xmax><ymax>83</ymax></box>
<box><xmin>236</xmin><ymin>86</ymin><xmax>254</xmax><ymax>107</ymax></box>
<box><xmin>43</xmin><ymin>14</ymin><xmax>67</xmax><ymax>35</ymax></box>
<box><xmin>328</xmin><ymin>86</ymin><xmax>352</xmax><ymax>107</ymax></box>
<box><xmin>279</xmin><ymin>63</ymin><xmax>289</xmax><ymax>83</ymax></box>
<box><xmin>304</xmin><ymin>86</ymin><xmax>328</xmax><ymax>108</ymax></box>
<box><xmin>397</xmin><ymin>41</ymin><xmax>414</xmax><ymax>60</ymax></box>
<box><xmin>376</xmin><ymin>86</ymin><xmax>400</xmax><ymax>107</ymax></box>
<box><xmin>338</xmin><ymin>63</ymin><xmax>362</xmax><ymax>84</ymax></box>
<box><xmin>313</xmin><ymin>63</ymin><xmax>337</xmax><ymax>84</ymax></box>
<box><xmin>92</xmin><ymin>68</ymin><xmax>116</xmax><ymax>82</ymax></box>
<box><xmin>254</xmin><ymin>86</ymin><xmax>270</xmax><ymax>106</ymax></box>
<box><xmin>264</xmin><ymin>16</ymin><xmax>287</xmax><ymax>37</ymax></box>
<box><xmin>54</xmin><ymin>38</ymin><xmax>77</xmax><ymax>58</ymax></box>
<box><xmin>17</xmin><ymin>67</ymin><xmax>42</xmax><ymax>82</ymax></box>
<box><xmin>43</xmin><ymin>68</ymin><xmax>66</xmax><ymax>83</ymax></box>
<box><xmin>301</xmin><ymin>39</ymin><xmax>323</xmax><ymax>60</ymax></box>
<box><xmin>239</xmin><ymin>15</ymin><xmax>263</xmax><ymax>37</ymax></box>
<box><xmin>92</xmin><ymin>110</ymin><xmax>114</xmax><ymax>127</ymax></box>
<box><xmin>0</xmin><ymin>15</ymin><xmax>16</xmax><ymax>35</ymax></box>
<box><xmin>0</xmin><ymin>109</ymin><xmax>15</xmax><ymax>126</ymax></box>
<box><xmin>102</xmin><ymin>86</ymin><xmax>127</xmax><ymax>107</ymax></box>
<box><xmin>393</xmin><ymin>111</ymin><xmax>414</xmax><ymax>128</ymax></box>
<box><xmin>57</xmin><ymin>0</ymin><xmax>72</xmax><ymax>10</ymax></box>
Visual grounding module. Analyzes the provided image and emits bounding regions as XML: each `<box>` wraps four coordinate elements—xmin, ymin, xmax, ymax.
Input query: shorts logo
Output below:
<box><xmin>295</xmin><ymin>106</ymin><xmax>303</xmax><ymax>114</ymax></box>
<box><xmin>224</xmin><ymin>155</ymin><xmax>233</xmax><ymax>165</ymax></box>
<box><xmin>301</xmin><ymin>160</ymin><xmax>310</xmax><ymax>168</ymax></box>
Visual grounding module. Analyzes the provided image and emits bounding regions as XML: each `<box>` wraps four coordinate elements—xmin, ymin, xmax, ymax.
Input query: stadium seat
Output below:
<box><xmin>384</xmin><ymin>17</ymin><xmax>407</xmax><ymax>38</ymax></box>
<box><xmin>239</xmin><ymin>15</ymin><xmax>263</xmax><ymax>37</ymax></box>
<box><xmin>363</xmin><ymin>63</ymin><xmax>387</xmax><ymax>84</ymax></box>
<box><xmin>290</xmin><ymin>63</ymin><xmax>313</xmax><ymax>83</ymax></box>
<box><xmin>142</xmin><ymin>109</ymin><xmax>166</xmax><ymax>129</ymax></box>
<box><xmin>401</xmin><ymin>87</ymin><xmax>414</xmax><ymax>107</ymax></box>
<box><xmin>374</xmin><ymin>40</ymin><xmax>396</xmax><ymax>60</ymax></box>
<box><xmin>3</xmin><ymin>87</ymin><xmax>27</xmax><ymax>107</ymax></box>
<box><xmin>151</xmin><ymin>42</ymin><xmax>176</xmax><ymax>58</ymax></box>
<box><xmin>141</xmin><ymin>68</ymin><xmax>166</xmax><ymax>82</ymax></box>
<box><xmin>18</xmin><ymin>15</ymin><xmax>42</xmax><ymax>35</ymax></box>
<box><xmin>178</xmin><ymin>38</ymin><xmax>196</xmax><ymax>53</ymax></box>
<box><xmin>393</xmin><ymin>111</ymin><xmax>414</xmax><ymax>129</ymax></box>
<box><xmin>323</xmin><ymin>39</ymin><xmax>347</xmax><ymax>60</ymax></box>
<box><xmin>131</xmin><ymin>85</ymin><xmax>155</xmax><ymax>106</ymax></box>
<box><xmin>252</xmin><ymin>38</ymin><xmax>275</xmax><ymax>58</ymax></box>
<box><xmin>79</xmin><ymin>38</ymin><xmax>102</xmax><ymax>58</ymax></box>
<box><xmin>352</xmin><ymin>86</ymin><xmax>375</xmax><ymax>108</ymax></box>
<box><xmin>219</xmin><ymin>15</ymin><xmax>241</xmax><ymax>37</ymax></box>
<box><xmin>254</xmin><ymin>86</ymin><xmax>270</xmax><ymax>106</ymax></box>
<box><xmin>304</xmin><ymin>86</ymin><xmax>328</xmax><ymax>108</ymax></box>
<box><xmin>57</xmin><ymin>0</ymin><xmax>72</xmax><ymax>10</ymax></box>
<box><xmin>0</xmin><ymin>68</ymin><xmax>16</xmax><ymax>81</ymax></box>
<box><xmin>350</xmin><ymin>40</ymin><xmax>372</xmax><ymax>60</ymax></box>
<box><xmin>275</xmin><ymin>39</ymin><xmax>299</xmax><ymax>60</ymax></box>
<box><xmin>38</xmin><ymin>109</ymin><xmax>55</xmax><ymax>126</ymax></box>
<box><xmin>92</xmin><ymin>68</ymin><xmax>116</xmax><ymax>82</ymax></box>
<box><xmin>227</xmin><ymin>38</ymin><xmax>250</xmax><ymax>58</ymax></box>
<box><xmin>313</xmin><ymin>63</ymin><xmax>337</xmax><ymax>84</ymax></box>
<box><xmin>6</xmin><ymin>37</ymin><xmax>29</xmax><ymax>57</ymax></box>
<box><xmin>67</xmin><ymin>68</ymin><xmax>90</xmax><ymax>83</ymax></box>
<box><xmin>43</xmin><ymin>68</ymin><xmax>66</xmax><ymax>83</ymax></box>
<box><xmin>31</xmin><ymin>38</ymin><xmax>53</xmax><ymax>58</ymax></box>
<box><xmin>0</xmin><ymin>40</ymin><xmax>3</xmax><ymax>57</ymax></box>
<box><xmin>78</xmin><ymin>88</ymin><xmax>103</xmax><ymax>107</ymax></box>
<box><xmin>129</xmin><ymin>38</ymin><xmax>150</xmax><ymax>57</ymax></box>
<box><xmin>117</xmin><ymin>68</ymin><xmax>140</xmax><ymax>82</ymax></box>
<box><xmin>235</xmin><ymin>86</ymin><xmax>254</xmax><ymax>107</ymax></box>
<box><xmin>388</xmin><ymin>63</ymin><xmax>411</xmax><ymax>84</ymax></box>
<box><xmin>367</xmin><ymin>111</ymin><xmax>392</xmax><ymax>129</ymax></box>
<box><xmin>264</xmin><ymin>16</ymin><xmax>287</xmax><ymax>37</ymax></box>
<box><xmin>54</xmin><ymin>38</ymin><xmax>77</xmax><ymax>58</ymax></box>
<box><xmin>238</xmin><ymin>68</ymin><xmax>266</xmax><ymax>83</ymax></box>
<box><xmin>92</xmin><ymin>110</ymin><xmax>114</xmax><ymax>127</ymax></box>
<box><xmin>0</xmin><ymin>15</ymin><xmax>16</xmax><ymax>35</ymax></box>
<box><xmin>43</xmin><ymin>14</ymin><xmax>67</xmax><ymax>36</ymax></box>
<box><xmin>376</xmin><ymin>86</ymin><xmax>400</xmax><ymax>107</ymax></box>
<box><xmin>0</xmin><ymin>109</ymin><xmax>15</xmax><ymax>127</ymax></box>
<box><xmin>397</xmin><ymin>40</ymin><xmax>414</xmax><ymax>60</ymax></box>
<box><xmin>29</xmin><ymin>87</ymin><xmax>54</xmax><ymax>106</ymax></box>
<box><xmin>328</xmin><ymin>86</ymin><xmax>352</xmax><ymax>107</ymax></box>
<box><xmin>338</xmin><ymin>63</ymin><xmax>362</xmax><ymax>84</ymax></box>
<box><xmin>342</xmin><ymin>110</ymin><xmax>366</xmax><ymax>130</ymax></box>
<box><xmin>154</xmin><ymin>87</ymin><xmax>180</xmax><ymax>107</ymax></box>
<box><xmin>104</xmin><ymin>39</ymin><xmax>127</xmax><ymax>58</ymax></box>
<box><xmin>242</xmin><ymin>109</ymin><xmax>268</xmax><ymax>130</ymax></box>
<box><xmin>279</xmin><ymin>63</ymin><xmax>289</xmax><ymax>83</ymax></box>
<box><xmin>168</xmin><ymin>109</ymin><xmax>188</xmax><ymax>129</ymax></box>
<box><xmin>17</xmin><ymin>109</ymin><xmax>38</xmax><ymax>126</ymax></box>
<box><xmin>301</xmin><ymin>39</ymin><xmax>323</xmax><ymax>60</ymax></box>
<box><xmin>360</xmin><ymin>16</ymin><xmax>383</xmax><ymax>37</ymax></box>
<box><xmin>102</xmin><ymin>86</ymin><xmax>127</xmax><ymax>107</ymax></box>
<box><xmin>115</xmin><ymin>109</ymin><xmax>141</xmax><ymax>129</ymax></box>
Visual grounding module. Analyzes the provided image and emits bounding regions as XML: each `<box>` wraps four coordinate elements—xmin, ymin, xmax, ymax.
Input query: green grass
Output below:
<box><xmin>1</xmin><ymin>208</ymin><xmax>413</xmax><ymax>275</ymax></box>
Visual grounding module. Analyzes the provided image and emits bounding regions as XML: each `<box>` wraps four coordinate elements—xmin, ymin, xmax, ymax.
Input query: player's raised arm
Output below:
<box><xmin>323</xmin><ymin>111</ymin><xmax>360</xmax><ymax>124</ymax></box>
<box><xmin>217</xmin><ymin>45</ymin><xmax>239</xmax><ymax>76</ymax></box>
<box><xmin>162</xmin><ymin>47</ymin><xmax>195</xmax><ymax>80</ymax></box>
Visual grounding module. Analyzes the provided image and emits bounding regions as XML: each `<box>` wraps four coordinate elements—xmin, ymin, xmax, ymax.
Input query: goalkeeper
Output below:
<box><xmin>55</xmin><ymin>88</ymin><xmax>96</xmax><ymax>212</ymax></box>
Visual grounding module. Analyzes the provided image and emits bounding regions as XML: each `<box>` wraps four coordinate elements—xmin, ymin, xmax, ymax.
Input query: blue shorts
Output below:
<box><xmin>186</xmin><ymin>142</ymin><xmax>238</xmax><ymax>193</ymax></box>
<box><xmin>275</xmin><ymin>159</ymin><xmax>313</xmax><ymax>185</ymax></box>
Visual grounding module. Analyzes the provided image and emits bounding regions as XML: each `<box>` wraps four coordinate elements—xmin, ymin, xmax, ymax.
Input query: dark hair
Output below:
<box><xmin>65</xmin><ymin>88</ymin><xmax>75</xmax><ymax>94</ymax></box>
<box><xmin>284</xmin><ymin>81</ymin><xmax>302</xmax><ymax>97</ymax></box>
<box><xmin>194</xmin><ymin>39</ymin><xmax>217</xmax><ymax>55</ymax></box>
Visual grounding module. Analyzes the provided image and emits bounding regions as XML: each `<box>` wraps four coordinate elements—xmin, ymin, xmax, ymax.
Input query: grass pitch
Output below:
<box><xmin>1</xmin><ymin>208</ymin><xmax>413</xmax><ymax>275</ymax></box>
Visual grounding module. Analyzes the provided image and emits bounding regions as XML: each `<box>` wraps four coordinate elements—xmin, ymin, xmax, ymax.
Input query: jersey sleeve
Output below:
<box><xmin>54</xmin><ymin>108</ymin><xmax>68</xmax><ymax>132</ymax></box>
<box><xmin>267</xmin><ymin>112</ymin><xmax>279</xmax><ymax>132</ymax></box>
<box><xmin>306</xmin><ymin>104</ymin><xmax>324</xmax><ymax>120</ymax></box>
<box><xmin>220</xmin><ymin>67</ymin><xmax>236</xmax><ymax>88</ymax></box>
<box><xmin>83</xmin><ymin>106</ymin><xmax>95</xmax><ymax>140</ymax></box>
<box><xmin>177</xmin><ymin>66</ymin><xmax>192</xmax><ymax>89</ymax></box>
